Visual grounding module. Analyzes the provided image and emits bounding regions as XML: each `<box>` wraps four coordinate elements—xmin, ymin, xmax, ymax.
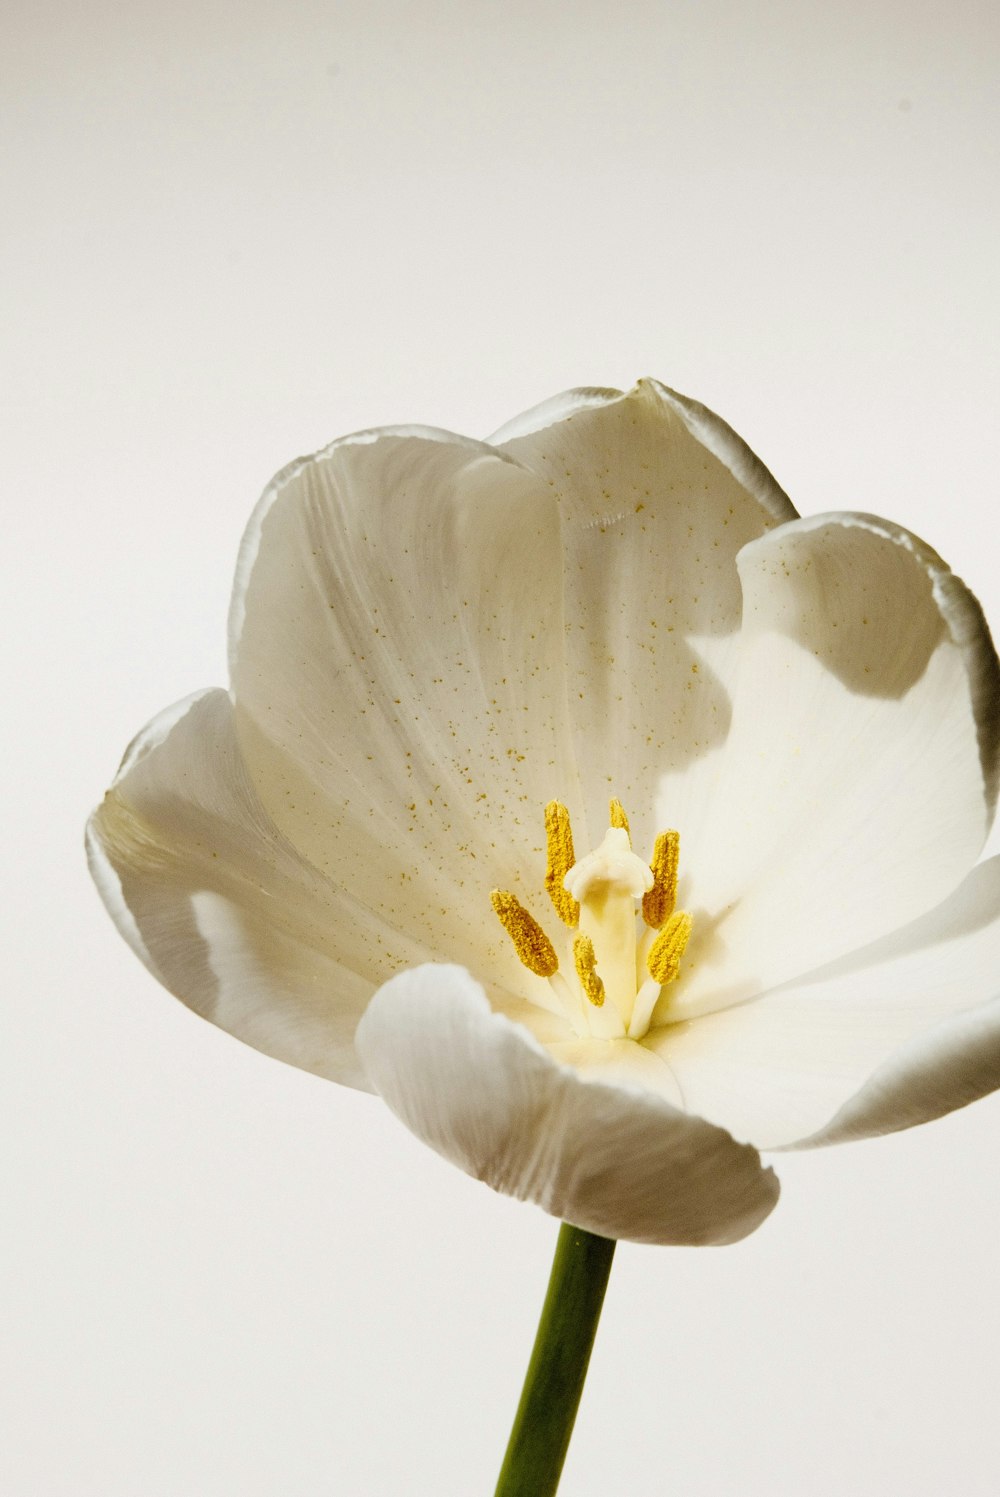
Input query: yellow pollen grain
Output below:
<box><xmin>646</xmin><ymin>910</ymin><xmax>693</xmax><ymax>985</ymax></box>
<box><xmin>490</xmin><ymin>890</ymin><xmax>559</xmax><ymax>978</ymax></box>
<box><xmin>608</xmin><ymin>797</ymin><xmax>630</xmax><ymax>839</ymax></box>
<box><xmin>572</xmin><ymin>932</ymin><xmax>606</xmax><ymax>1007</ymax></box>
<box><xmin>642</xmin><ymin>829</ymin><xmax>680</xmax><ymax>929</ymax></box>
<box><xmin>544</xmin><ymin>800</ymin><xmax>580</xmax><ymax>927</ymax></box>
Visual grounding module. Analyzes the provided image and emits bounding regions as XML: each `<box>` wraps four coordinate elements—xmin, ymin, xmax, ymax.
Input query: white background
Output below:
<box><xmin>5</xmin><ymin>1</ymin><xmax>1000</xmax><ymax>1492</ymax></box>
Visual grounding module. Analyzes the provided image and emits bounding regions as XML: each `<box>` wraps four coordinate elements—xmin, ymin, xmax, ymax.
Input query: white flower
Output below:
<box><xmin>87</xmin><ymin>380</ymin><xmax>1000</xmax><ymax>1247</ymax></box>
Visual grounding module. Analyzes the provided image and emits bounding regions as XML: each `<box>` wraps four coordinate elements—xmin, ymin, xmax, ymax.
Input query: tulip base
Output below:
<box><xmin>494</xmin><ymin>1222</ymin><xmax>616</xmax><ymax>1496</ymax></box>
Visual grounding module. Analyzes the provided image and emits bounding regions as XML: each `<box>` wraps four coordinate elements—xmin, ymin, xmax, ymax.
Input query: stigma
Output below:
<box><xmin>490</xmin><ymin>799</ymin><xmax>693</xmax><ymax>1041</ymax></box>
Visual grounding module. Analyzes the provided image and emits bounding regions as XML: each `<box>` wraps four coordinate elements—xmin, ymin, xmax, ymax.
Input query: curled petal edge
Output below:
<box><xmin>227</xmin><ymin>422</ymin><xmax>527</xmax><ymax>671</ymax></box>
<box><xmin>487</xmin><ymin>377</ymin><xmax>798</xmax><ymax>525</ymax></box>
<box><xmin>784</xmin><ymin>994</ymin><xmax>1000</xmax><ymax>1150</ymax></box>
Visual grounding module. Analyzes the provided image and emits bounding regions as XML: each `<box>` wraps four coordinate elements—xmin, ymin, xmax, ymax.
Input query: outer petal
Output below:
<box><xmin>228</xmin><ymin>427</ymin><xmax>579</xmax><ymax>998</ymax></box>
<box><xmin>493</xmin><ymin>379</ymin><xmax>797</xmax><ymax>853</ymax></box>
<box><xmin>355</xmin><ymin>964</ymin><xmax>779</xmax><ymax>1246</ymax></box>
<box><xmin>645</xmin><ymin>856</ymin><xmax>1000</xmax><ymax>1149</ymax></box>
<box><xmin>668</xmin><ymin>512</ymin><xmax>1000</xmax><ymax>1020</ymax></box>
<box><xmin>88</xmin><ymin>690</ymin><xmax>532</xmax><ymax>1089</ymax></box>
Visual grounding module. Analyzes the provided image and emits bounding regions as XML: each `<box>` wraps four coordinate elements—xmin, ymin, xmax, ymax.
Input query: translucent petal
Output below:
<box><xmin>229</xmin><ymin>427</ymin><xmax>580</xmax><ymax>995</ymax></box>
<box><xmin>665</xmin><ymin>512</ymin><xmax>1000</xmax><ymax>1021</ymax></box>
<box><xmin>494</xmin><ymin>379</ymin><xmax>797</xmax><ymax>854</ymax></box>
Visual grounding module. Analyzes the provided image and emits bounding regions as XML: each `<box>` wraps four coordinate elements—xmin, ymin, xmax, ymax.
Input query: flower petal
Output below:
<box><xmin>668</xmin><ymin>512</ymin><xmax>1000</xmax><ymax>1019</ymax></box>
<box><xmin>645</xmin><ymin>856</ymin><xmax>1000</xmax><ymax>1149</ymax></box>
<box><xmin>493</xmin><ymin>379</ymin><xmax>797</xmax><ymax>853</ymax></box>
<box><xmin>228</xmin><ymin>427</ymin><xmax>579</xmax><ymax>993</ymax></box>
<box><xmin>355</xmin><ymin>963</ymin><xmax>780</xmax><ymax>1245</ymax></box>
<box><xmin>87</xmin><ymin>689</ymin><xmax>452</xmax><ymax>1089</ymax></box>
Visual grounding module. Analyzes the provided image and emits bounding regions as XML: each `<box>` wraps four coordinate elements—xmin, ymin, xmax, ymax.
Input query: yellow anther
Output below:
<box><xmin>642</xmin><ymin>830</ymin><xmax>680</xmax><ymax>929</ymax></box>
<box><xmin>544</xmin><ymin>800</ymin><xmax>580</xmax><ymax>927</ymax></box>
<box><xmin>608</xmin><ymin>797</ymin><xmax>630</xmax><ymax>838</ymax></box>
<box><xmin>490</xmin><ymin>890</ymin><xmax>559</xmax><ymax>978</ymax></box>
<box><xmin>572</xmin><ymin>932</ymin><xmax>606</xmax><ymax>1008</ymax></box>
<box><xmin>646</xmin><ymin>910</ymin><xmax>693</xmax><ymax>985</ymax></box>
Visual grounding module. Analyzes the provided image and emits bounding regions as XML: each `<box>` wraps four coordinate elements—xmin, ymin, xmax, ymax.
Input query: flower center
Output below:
<box><xmin>490</xmin><ymin>799</ymin><xmax>693</xmax><ymax>1041</ymax></box>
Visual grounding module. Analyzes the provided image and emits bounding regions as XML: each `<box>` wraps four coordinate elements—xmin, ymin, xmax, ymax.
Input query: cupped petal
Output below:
<box><xmin>667</xmin><ymin>512</ymin><xmax>1000</xmax><ymax>1020</ymax></box>
<box><xmin>493</xmin><ymin>379</ymin><xmax>797</xmax><ymax>855</ymax></box>
<box><xmin>645</xmin><ymin>856</ymin><xmax>1000</xmax><ymax>1149</ymax></box>
<box><xmin>89</xmin><ymin>689</ymin><xmax>466</xmax><ymax>1089</ymax></box>
<box><xmin>229</xmin><ymin>427</ymin><xmax>580</xmax><ymax>995</ymax></box>
<box><xmin>355</xmin><ymin>963</ymin><xmax>780</xmax><ymax>1246</ymax></box>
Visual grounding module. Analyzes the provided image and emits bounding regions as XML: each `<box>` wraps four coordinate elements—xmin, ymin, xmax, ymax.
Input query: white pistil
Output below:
<box><xmin>490</xmin><ymin>803</ymin><xmax>692</xmax><ymax>1043</ymax></box>
<box><xmin>564</xmin><ymin>827</ymin><xmax>653</xmax><ymax>1029</ymax></box>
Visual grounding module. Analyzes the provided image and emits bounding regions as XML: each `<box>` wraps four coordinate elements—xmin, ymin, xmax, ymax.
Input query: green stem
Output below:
<box><xmin>494</xmin><ymin>1223</ymin><xmax>617</xmax><ymax>1497</ymax></box>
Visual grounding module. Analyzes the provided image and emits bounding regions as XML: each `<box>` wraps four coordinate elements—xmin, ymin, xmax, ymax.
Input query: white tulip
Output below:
<box><xmin>88</xmin><ymin>380</ymin><xmax>1000</xmax><ymax>1248</ymax></box>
